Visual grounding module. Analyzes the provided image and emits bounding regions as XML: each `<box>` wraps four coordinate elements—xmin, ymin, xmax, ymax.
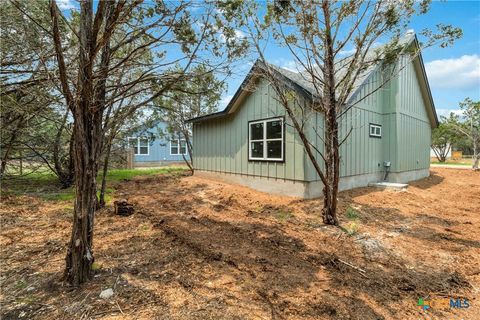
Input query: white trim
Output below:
<box><xmin>170</xmin><ymin>139</ymin><xmax>187</xmax><ymax>155</ymax></box>
<box><xmin>128</xmin><ymin>137</ymin><xmax>150</xmax><ymax>156</ymax></box>
<box><xmin>369</xmin><ymin>124</ymin><xmax>382</xmax><ymax>138</ymax></box>
<box><xmin>248</xmin><ymin>117</ymin><xmax>283</xmax><ymax>161</ymax></box>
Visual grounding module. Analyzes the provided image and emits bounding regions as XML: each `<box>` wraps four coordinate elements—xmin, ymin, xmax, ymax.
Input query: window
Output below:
<box><xmin>170</xmin><ymin>139</ymin><xmax>187</xmax><ymax>155</ymax></box>
<box><xmin>249</xmin><ymin>117</ymin><xmax>284</xmax><ymax>161</ymax></box>
<box><xmin>128</xmin><ymin>137</ymin><xmax>149</xmax><ymax>155</ymax></box>
<box><xmin>369</xmin><ymin>124</ymin><xmax>382</xmax><ymax>138</ymax></box>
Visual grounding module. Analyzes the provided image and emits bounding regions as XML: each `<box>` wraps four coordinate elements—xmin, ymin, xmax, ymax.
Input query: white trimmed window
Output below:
<box><xmin>369</xmin><ymin>124</ymin><xmax>382</xmax><ymax>138</ymax></box>
<box><xmin>170</xmin><ymin>139</ymin><xmax>187</xmax><ymax>155</ymax></box>
<box><xmin>249</xmin><ymin>117</ymin><xmax>284</xmax><ymax>161</ymax></box>
<box><xmin>128</xmin><ymin>137</ymin><xmax>149</xmax><ymax>155</ymax></box>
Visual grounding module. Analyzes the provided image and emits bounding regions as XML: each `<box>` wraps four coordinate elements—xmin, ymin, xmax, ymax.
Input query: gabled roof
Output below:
<box><xmin>188</xmin><ymin>32</ymin><xmax>438</xmax><ymax>127</ymax></box>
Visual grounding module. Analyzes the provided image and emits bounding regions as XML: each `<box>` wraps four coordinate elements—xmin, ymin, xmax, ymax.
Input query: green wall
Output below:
<box><xmin>193</xmin><ymin>78</ymin><xmax>307</xmax><ymax>181</ymax></box>
<box><xmin>193</xmin><ymin>54</ymin><xmax>433</xmax><ymax>182</ymax></box>
<box><xmin>393</xmin><ymin>55</ymin><xmax>432</xmax><ymax>172</ymax></box>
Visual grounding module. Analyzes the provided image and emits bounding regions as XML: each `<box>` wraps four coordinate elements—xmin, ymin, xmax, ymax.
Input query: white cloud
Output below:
<box><xmin>425</xmin><ymin>55</ymin><xmax>480</xmax><ymax>90</ymax></box>
<box><xmin>271</xmin><ymin>58</ymin><xmax>301</xmax><ymax>73</ymax></box>
<box><xmin>56</xmin><ymin>0</ymin><xmax>75</xmax><ymax>10</ymax></box>
<box><xmin>234</xmin><ymin>29</ymin><xmax>246</xmax><ymax>39</ymax></box>
<box><xmin>338</xmin><ymin>48</ymin><xmax>356</xmax><ymax>56</ymax></box>
<box><xmin>436</xmin><ymin>108</ymin><xmax>464</xmax><ymax>118</ymax></box>
<box><xmin>219</xmin><ymin>95</ymin><xmax>233</xmax><ymax>108</ymax></box>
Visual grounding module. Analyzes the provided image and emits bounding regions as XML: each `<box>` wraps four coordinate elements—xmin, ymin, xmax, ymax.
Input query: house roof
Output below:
<box><xmin>188</xmin><ymin>32</ymin><xmax>438</xmax><ymax>127</ymax></box>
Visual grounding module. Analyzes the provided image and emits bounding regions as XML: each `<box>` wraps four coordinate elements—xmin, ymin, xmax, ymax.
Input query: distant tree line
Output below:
<box><xmin>431</xmin><ymin>98</ymin><xmax>479</xmax><ymax>169</ymax></box>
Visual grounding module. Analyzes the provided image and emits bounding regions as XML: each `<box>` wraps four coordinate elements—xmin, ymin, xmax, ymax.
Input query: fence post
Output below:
<box><xmin>126</xmin><ymin>149</ymin><xmax>134</xmax><ymax>169</ymax></box>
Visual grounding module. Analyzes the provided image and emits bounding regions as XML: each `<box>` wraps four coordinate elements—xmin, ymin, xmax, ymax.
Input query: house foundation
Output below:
<box><xmin>195</xmin><ymin>168</ymin><xmax>430</xmax><ymax>199</ymax></box>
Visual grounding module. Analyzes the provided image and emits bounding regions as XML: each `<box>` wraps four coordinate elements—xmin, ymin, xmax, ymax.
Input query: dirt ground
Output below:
<box><xmin>1</xmin><ymin>168</ymin><xmax>479</xmax><ymax>319</ymax></box>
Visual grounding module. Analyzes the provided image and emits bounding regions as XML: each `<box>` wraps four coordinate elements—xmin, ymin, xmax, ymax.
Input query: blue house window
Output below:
<box><xmin>170</xmin><ymin>139</ymin><xmax>187</xmax><ymax>155</ymax></box>
<box><xmin>248</xmin><ymin>117</ymin><xmax>284</xmax><ymax>161</ymax></box>
<box><xmin>128</xmin><ymin>137</ymin><xmax>149</xmax><ymax>155</ymax></box>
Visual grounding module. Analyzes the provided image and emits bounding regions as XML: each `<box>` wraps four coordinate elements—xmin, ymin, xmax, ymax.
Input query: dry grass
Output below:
<box><xmin>1</xmin><ymin>168</ymin><xmax>479</xmax><ymax>319</ymax></box>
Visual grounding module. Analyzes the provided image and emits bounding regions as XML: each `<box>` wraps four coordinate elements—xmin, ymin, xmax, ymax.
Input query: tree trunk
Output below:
<box><xmin>64</xmin><ymin>134</ymin><xmax>97</xmax><ymax>285</ymax></box>
<box><xmin>1</xmin><ymin>117</ymin><xmax>24</xmax><ymax>177</ymax></box>
<box><xmin>62</xmin><ymin>0</ymin><xmax>105</xmax><ymax>286</ymax></box>
<box><xmin>321</xmin><ymin>0</ymin><xmax>339</xmax><ymax>226</ymax></box>
<box><xmin>182</xmin><ymin>131</ymin><xmax>194</xmax><ymax>174</ymax></box>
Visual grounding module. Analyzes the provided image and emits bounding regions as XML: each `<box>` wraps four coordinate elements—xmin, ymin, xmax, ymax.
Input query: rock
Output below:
<box><xmin>99</xmin><ymin>288</ymin><xmax>114</xmax><ymax>299</ymax></box>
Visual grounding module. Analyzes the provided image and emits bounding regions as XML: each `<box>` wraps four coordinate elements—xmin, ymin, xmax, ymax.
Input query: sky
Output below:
<box><xmin>59</xmin><ymin>0</ymin><xmax>480</xmax><ymax>117</ymax></box>
<box><xmin>220</xmin><ymin>1</ymin><xmax>480</xmax><ymax>118</ymax></box>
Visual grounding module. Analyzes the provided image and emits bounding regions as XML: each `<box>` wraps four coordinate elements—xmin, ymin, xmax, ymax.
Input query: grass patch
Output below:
<box><xmin>3</xmin><ymin>167</ymin><xmax>186</xmax><ymax>203</ymax></box>
<box><xmin>340</xmin><ymin>221</ymin><xmax>360</xmax><ymax>236</ymax></box>
<box><xmin>431</xmin><ymin>161</ymin><xmax>471</xmax><ymax>166</ymax></box>
<box><xmin>92</xmin><ymin>262</ymin><xmax>102</xmax><ymax>271</ymax></box>
<box><xmin>341</xmin><ymin>206</ymin><xmax>361</xmax><ymax>236</ymax></box>
<box><xmin>106</xmin><ymin>167</ymin><xmax>185</xmax><ymax>182</ymax></box>
<box><xmin>42</xmin><ymin>192</ymin><xmax>75</xmax><ymax>202</ymax></box>
<box><xmin>276</xmin><ymin>209</ymin><xmax>294</xmax><ymax>222</ymax></box>
<box><xmin>345</xmin><ymin>206</ymin><xmax>359</xmax><ymax>220</ymax></box>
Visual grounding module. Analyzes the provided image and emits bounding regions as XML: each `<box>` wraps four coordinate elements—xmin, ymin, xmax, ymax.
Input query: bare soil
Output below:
<box><xmin>1</xmin><ymin>168</ymin><xmax>479</xmax><ymax>319</ymax></box>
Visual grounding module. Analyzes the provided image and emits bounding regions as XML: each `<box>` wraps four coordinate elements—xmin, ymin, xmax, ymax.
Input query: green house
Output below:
<box><xmin>188</xmin><ymin>32</ymin><xmax>438</xmax><ymax>198</ymax></box>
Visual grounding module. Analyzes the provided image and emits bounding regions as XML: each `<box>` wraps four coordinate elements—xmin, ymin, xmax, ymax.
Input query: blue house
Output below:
<box><xmin>127</xmin><ymin>121</ymin><xmax>190</xmax><ymax>167</ymax></box>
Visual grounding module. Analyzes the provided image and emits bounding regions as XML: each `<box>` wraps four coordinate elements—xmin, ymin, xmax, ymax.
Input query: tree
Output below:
<box><xmin>1</xmin><ymin>1</ymin><xmax>75</xmax><ymax>185</ymax></box>
<box><xmin>155</xmin><ymin>64</ymin><xmax>225</xmax><ymax>172</ymax></box>
<box><xmin>47</xmin><ymin>0</ymin><xmax>247</xmax><ymax>285</ymax></box>
<box><xmin>220</xmin><ymin>0</ymin><xmax>461</xmax><ymax>225</ymax></box>
<box><xmin>450</xmin><ymin>98</ymin><xmax>480</xmax><ymax>169</ymax></box>
<box><xmin>431</xmin><ymin>120</ymin><xmax>454</xmax><ymax>162</ymax></box>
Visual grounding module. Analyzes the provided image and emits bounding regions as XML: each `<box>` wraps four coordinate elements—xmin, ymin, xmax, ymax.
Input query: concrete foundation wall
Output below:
<box><xmin>388</xmin><ymin>168</ymin><xmax>430</xmax><ymax>184</ymax></box>
<box><xmin>195</xmin><ymin>168</ymin><xmax>430</xmax><ymax>199</ymax></box>
<box><xmin>134</xmin><ymin>161</ymin><xmax>185</xmax><ymax>168</ymax></box>
<box><xmin>194</xmin><ymin>171</ymin><xmax>309</xmax><ymax>198</ymax></box>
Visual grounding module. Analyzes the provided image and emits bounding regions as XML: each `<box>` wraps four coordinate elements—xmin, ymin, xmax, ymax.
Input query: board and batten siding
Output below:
<box><xmin>304</xmin><ymin>67</ymin><xmax>389</xmax><ymax>181</ymax></box>
<box><xmin>393</xmin><ymin>55</ymin><xmax>432</xmax><ymax>172</ymax></box>
<box><xmin>193</xmin><ymin>53</ymin><xmax>432</xmax><ymax>183</ymax></box>
<box><xmin>193</xmin><ymin>78</ymin><xmax>308</xmax><ymax>181</ymax></box>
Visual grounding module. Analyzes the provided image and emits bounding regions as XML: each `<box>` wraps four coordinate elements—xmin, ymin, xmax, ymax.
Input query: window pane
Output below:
<box><xmin>250</xmin><ymin>123</ymin><xmax>264</xmax><ymax>140</ymax></box>
<box><xmin>139</xmin><ymin>138</ymin><xmax>148</xmax><ymax>147</ymax></box>
<box><xmin>266</xmin><ymin>120</ymin><xmax>282</xmax><ymax>139</ymax></box>
<box><xmin>139</xmin><ymin>146</ymin><xmax>148</xmax><ymax>154</ymax></box>
<box><xmin>180</xmin><ymin>146</ymin><xmax>186</xmax><ymax>154</ymax></box>
<box><xmin>171</xmin><ymin>146</ymin><xmax>178</xmax><ymax>154</ymax></box>
<box><xmin>128</xmin><ymin>139</ymin><xmax>138</xmax><ymax>154</ymax></box>
<box><xmin>267</xmin><ymin>140</ymin><xmax>282</xmax><ymax>159</ymax></box>
<box><xmin>376</xmin><ymin>127</ymin><xmax>381</xmax><ymax>135</ymax></box>
<box><xmin>251</xmin><ymin>141</ymin><xmax>263</xmax><ymax>158</ymax></box>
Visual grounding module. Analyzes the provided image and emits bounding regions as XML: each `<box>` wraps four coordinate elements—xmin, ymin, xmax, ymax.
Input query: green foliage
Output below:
<box><xmin>106</xmin><ymin>167</ymin><xmax>185</xmax><ymax>182</ymax></box>
<box><xmin>276</xmin><ymin>209</ymin><xmax>294</xmax><ymax>222</ymax></box>
<box><xmin>442</xmin><ymin>99</ymin><xmax>480</xmax><ymax>163</ymax></box>
<box><xmin>345</xmin><ymin>207</ymin><xmax>359</xmax><ymax>220</ymax></box>
<box><xmin>91</xmin><ymin>262</ymin><xmax>102</xmax><ymax>271</ymax></box>
<box><xmin>342</xmin><ymin>221</ymin><xmax>360</xmax><ymax>236</ymax></box>
<box><xmin>431</xmin><ymin>121</ymin><xmax>456</xmax><ymax>162</ymax></box>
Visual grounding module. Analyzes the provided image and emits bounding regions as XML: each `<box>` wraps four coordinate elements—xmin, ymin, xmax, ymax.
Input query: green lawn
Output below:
<box><xmin>1</xmin><ymin>167</ymin><xmax>186</xmax><ymax>204</ymax></box>
<box><xmin>430</xmin><ymin>161</ymin><xmax>471</xmax><ymax>166</ymax></box>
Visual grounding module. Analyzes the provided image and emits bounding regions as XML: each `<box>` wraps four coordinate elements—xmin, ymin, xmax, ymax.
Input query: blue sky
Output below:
<box><xmin>59</xmin><ymin>0</ymin><xmax>479</xmax><ymax>117</ymax></box>
<box><xmin>220</xmin><ymin>1</ymin><xmax>480</xmax><ymax>118</ymax></box>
